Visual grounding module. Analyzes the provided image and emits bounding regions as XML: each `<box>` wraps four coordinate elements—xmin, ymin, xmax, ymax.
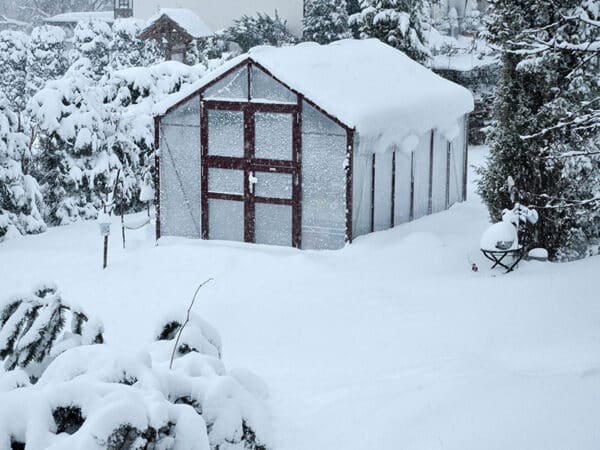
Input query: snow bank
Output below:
<box><xmin>155</xmin><ymin>39</ymin><xmax>474</xmax><ymax>154</ymax></box>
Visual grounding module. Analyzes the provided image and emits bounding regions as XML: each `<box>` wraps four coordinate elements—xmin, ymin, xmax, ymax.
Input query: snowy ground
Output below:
<box><xmin>1</xmin><ymin>146</ymin><xmax>599</xmax><ymax>450</ymax></box>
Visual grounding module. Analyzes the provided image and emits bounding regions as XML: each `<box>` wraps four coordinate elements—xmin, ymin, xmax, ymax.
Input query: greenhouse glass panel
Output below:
<box><xmin>207</xmin><ymin>110</ymin><xmax>244</xmax><ymax>157</ymax></box>
<box><xmin>255</xmin><ymin>203</ymin><xmax>292</xmax><ymax>247</ymax></box>
<box><xmin>208</xmin><ymin>199</ymin><xmax>244</xmax><ymax>242</ymax></box>
<box><xmin>255</xmin><ymin>112</ymin><xmax>293</xmax><ymax>160</ymax></box>
<box><xmin>431</xmin><ymin>131</ymin><xmax>448</xmax><ymax>213</ymax></box>
<box><xmin>412</xmin><ymin>134</ymin><xmax>431</xmax><ymax>219</ymax></box>
<box><xmin>254</xmin><ymin>172</ymin><xmax>293</xmax><ymax>199</ymax></box>
<box><xmin>373</xmin><ymin>152</ymin><xmax>393</xmax><ymax>231</ymax></box>
<box><xmin>208</xmin><ymin>169</ymin><xmax>244</xmax><ymax>195</ymax></box>
<box><xmin>251</xmin><ymin>66</ymin><xmax>296</xmax><ymax>103</ymax></box>
<box><xmin>393</xmin><ymin>149</ymin><xmax>412</xmax><ymax>225</ymax></box>
<box><xmin>204</xmin><ymin>66</ymin><xmax>248</xmax><ymax>100</ymax></box>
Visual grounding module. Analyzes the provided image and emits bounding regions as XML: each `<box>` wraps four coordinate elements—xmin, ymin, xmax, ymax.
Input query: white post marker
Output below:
<box><xmin>98</xmin><ymin>212</ymin><xmax>111</xmax><ymax>269</ymax></box>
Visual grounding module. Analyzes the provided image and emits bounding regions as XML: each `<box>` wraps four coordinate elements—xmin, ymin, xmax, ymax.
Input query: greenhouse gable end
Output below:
<box><xmin>153</xmin><ymin>39</ymin><xmax>474</xmax><ymax>250</ymax></box>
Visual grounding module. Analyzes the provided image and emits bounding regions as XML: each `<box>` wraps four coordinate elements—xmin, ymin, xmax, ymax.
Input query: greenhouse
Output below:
<box><xmin>153</xmin><ymin>39</ymin><xmax>474</xmax><ymax>249</ymax></box>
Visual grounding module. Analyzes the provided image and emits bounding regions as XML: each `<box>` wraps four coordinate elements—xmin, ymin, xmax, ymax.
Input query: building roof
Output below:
<box><xmin>141</xmin><ymin>8</ymin><xmax>213</xmax><ymax>39</ymax></box>
<box><xmin>155</xmin><ymin>39</ymin><xmax>474</xmax><ymax>154</ymax></box>
<box><xmin>43</xmin><ymin>11</ymin><xmax>114</xmax><ymax>24</ymax></box>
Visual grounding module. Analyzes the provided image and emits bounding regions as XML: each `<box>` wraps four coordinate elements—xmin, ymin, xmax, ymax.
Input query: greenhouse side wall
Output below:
<box><xmin>301</xmin><ymin>102</ymin><xmax>347</xmax><ymax>250</ymax></box>
<box><xmin>159</xmin><ymin>96</ymin><xmax>202</xmax><ymax>239</ymax></box>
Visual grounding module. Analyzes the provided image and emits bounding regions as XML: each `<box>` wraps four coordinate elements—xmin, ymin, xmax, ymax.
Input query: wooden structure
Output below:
<box><xmin>138</xmin><ymin>8</ymin><xmax>213</xmax><ymax>62</ymax></box>
<box><xmin>153</xmin><ymin>40</ymin><xmax>473</xmax><ymax>250</ymax></box>
<box><xmin>114</xmin><ymin>0</ymin><xmax>133</xmax><ymax>19</ymax></box>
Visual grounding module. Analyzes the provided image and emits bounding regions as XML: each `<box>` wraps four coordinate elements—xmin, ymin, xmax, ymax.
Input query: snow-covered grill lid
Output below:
<box><xmin>154</xmin><ymin>39</ymin><xmax>474</xmax><ymax>155</ymax></box>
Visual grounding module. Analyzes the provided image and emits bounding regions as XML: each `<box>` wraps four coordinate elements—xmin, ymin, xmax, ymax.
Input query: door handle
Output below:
<box><xmin>248</xmin><ymin>172</ymin><xmax>258</xmax><ymax>194</ymax></box>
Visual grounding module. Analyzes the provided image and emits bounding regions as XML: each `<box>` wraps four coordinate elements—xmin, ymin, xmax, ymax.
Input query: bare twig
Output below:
<box><xmin>169</xmin><ymin>278</ymin><xmax>214</xmax><ymax>370</ymax></box>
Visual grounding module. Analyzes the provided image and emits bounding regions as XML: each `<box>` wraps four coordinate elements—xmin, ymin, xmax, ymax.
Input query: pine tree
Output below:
<box><xmin>303</xmin><ymin>0</ymin><xmax>352</xmax><ymax>44</ymax></box>
<box><xmin>477</xmin><ymin>0</ymin><xmax>600</xmax><ymax>260</ymax></box>
<box><xmin>351</xmin><ymin>0</ymin><xmax>430</xmax><ymax>63</ymax></box>
<box><xmin>0</xmin><ymin>90</ymin><xmax>45</xmax><ymax>241</ymax></box>
<box><xmin>72</xmin><ymin>19</ymin><xmax>112</xmax><ymax>80</ymax></box>
<box><xmin>25</xmin><ymin>25</ymin><xmax>68</xmax><ymax>100</ymax></box>
<box><xmin>0</xmin><ymin>30</ymin><xmax>29</xmax><ymax>113</ymax></box>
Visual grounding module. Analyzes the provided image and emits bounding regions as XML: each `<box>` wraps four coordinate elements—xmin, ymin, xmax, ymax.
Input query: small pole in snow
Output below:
<box><xmin>103</xmin><ymin>235</ymin><xmax>109</xmax><ymax>269</ymax></box>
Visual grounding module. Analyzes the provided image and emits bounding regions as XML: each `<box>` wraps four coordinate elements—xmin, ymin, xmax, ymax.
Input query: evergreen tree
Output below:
<box><xmin>25</xmin><ymin>25</ymin><xmax>68</xmax><ymax>100</ymax></box>
<box><xmin>477</xmin><ymin>0</ymin><xmax>600</xmax><ymax>260</ymax></box>
<box><xmin>0</xmin><ymin>30</ymin><xmax>29</xmax><ymax>113</ymax></box>
<box><xmin>29</xmin><ymin>58</ymin><xmax>118</xmax><ymax>225</ymax></box>
<box><xmin>72</xmin><ymin>19</ymin><xmax>112</xmax><ymax>80</ymax></box>
<box><xmin>346</xmin><ymin>0</ymin><xmax>362</xmax><ymax>37</ymax></box>
<box><xmin>303</xmin><ymin>0</ymin><xmax>352</xmax><ymax>44</ymax></box>
<box><xmin>109</xmin><ymin>18</ymin><xmax>147</xmax><ymax>70</ymax></box>
<box><xmin>0</xmin><ymin>90</ymin><xmax>45</xmax><ymax>241</ymax></box>
<box><xmin>351</xmin><ymin>0</ymin><xmax>430</xmax><ymax>63</ymax></box>
<box><xmin>223</xmin><ymin>12</ymin><xmax>297</xmax><ymax>52</ymax></box>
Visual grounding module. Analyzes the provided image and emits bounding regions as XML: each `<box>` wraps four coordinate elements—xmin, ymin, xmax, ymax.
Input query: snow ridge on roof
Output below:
<box><xmin>144</xmin><ymin>8</ymin><xmax>213</xmax><ymax>39</ymax></box>
<box><xmin>44</xmin><ymin>11</ymin><xmax>114</xmax><ymax>24</ymax></box>
<box><xmin>156</xmin><ymin>39</ymin><xmax>474</xmax><ymax>154</ymax></box>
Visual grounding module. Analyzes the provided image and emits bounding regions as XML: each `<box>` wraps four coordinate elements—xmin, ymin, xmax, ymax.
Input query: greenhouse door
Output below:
<box><xmin>201</xmin><ymin>101</ymin><xmax>301</xmax><ymax>247</ymax></box>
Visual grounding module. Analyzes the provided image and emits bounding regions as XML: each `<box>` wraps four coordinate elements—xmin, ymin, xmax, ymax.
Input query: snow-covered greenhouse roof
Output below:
<box><xmin>44</xmin><ymin>11</ymin><xmax>115</xmax><ymax>24</ymax></box>
<box><xmin>155</xmin><ymin>39</ymin><xmax>474</xmax><ymax>153</ymax></box>
<box><xmin>141</xmin><ymin>8</ymin><xmax>213</xmax><ymax>39</ymax></box>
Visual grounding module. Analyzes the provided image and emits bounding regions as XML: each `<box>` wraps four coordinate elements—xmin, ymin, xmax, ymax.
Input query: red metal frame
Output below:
<box><xmin>154</xmin><ymin>116</ymin><xmax>161</xmax><ymax>240</ymax></box>
<box><xmin>201</xmin><ymin>100</ymin><xmax>301</xmax><ymax>247</ymax></box>
<box><xmin>346</xmin><ymin>129</ymin><xmax>354</xmax><ymax>243</ymax></box>
<box><xmin>462</xmin><ymin>114</ymin><xmax>469</xmax><ymax>202</ymax></box>
<box><xmin>445</xmin><ymin>142</ymin><xmax>452</xmax><ymax>210</ymax></box>
<box><xmin>428</xmin><ymin>130</ymin><xmax>435</xmax><ymax>215</ymax></box>
<box><xmin>391</xmin><ymin>150</ymin><xmax>396</xmax><ymax>227</ymax></box>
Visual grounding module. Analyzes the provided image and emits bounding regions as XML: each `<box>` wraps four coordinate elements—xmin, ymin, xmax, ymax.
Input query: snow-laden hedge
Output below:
<box><xmin>0</xmin><ymin>288</ymin><xmax>271</xmax><ymax>450</ymax></box>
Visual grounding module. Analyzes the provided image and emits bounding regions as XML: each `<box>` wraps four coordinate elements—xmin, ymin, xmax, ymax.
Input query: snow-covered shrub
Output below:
<box><xmin>109</xmin><ymin>18</ymin><xmax>151</xmax><ymax>70</ymax></box>
<box><xmin>303</xmin><ymin>0</ymin><xmax>352</xmax><ymax>44</ymax></box>
<box><xmin>351</xmin><ymin>0</ymin><xmax>430</xmax><ymax>63</ymax></box>
<box><xmin>25</xmin><ymin>25</ymin><xmax>68</xmax><ymax>100</ymax></box>
<box><xmin>29</xmin><ymin>58</ymin><xmax>119</xmax><ymax>225</ymax></box>
<box><xmin>0</xmin><ymin>283</ymin><xmax>103</xmax><ymax>380</ymax></box>
<box><xmin>72</xmin><ymin>20</ymin><xmax>113</xmax><ymax>80</ymax></box>
<box><xmin>0</xmin><ymin>90</ymin><xmax>45</xmax><ymax>241</ymax></box>
<box><xmin>0</xmin><ymin>308</ymin><xmax>270</xmax><ymax>450</ymax></box>
<box><xmin>0</xmin><ymin>30</ymin><xmax>29</xmax><ymax>112</ymax></box>
<box><xmin>223</xmin><ymin>12</ymin><xmax>297</xmax><ymax>53</ymax></box>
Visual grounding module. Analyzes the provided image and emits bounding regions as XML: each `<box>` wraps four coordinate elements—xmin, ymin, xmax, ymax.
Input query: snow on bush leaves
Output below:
<box><xmin>0</xmin><ymin>283</ymin><xmax>103</xmax><ymax>380</ymax></box>
<box><xmin>0</xmin><ymin>289</ymin><xmax>271</xmax><ymax>450</ymax></box>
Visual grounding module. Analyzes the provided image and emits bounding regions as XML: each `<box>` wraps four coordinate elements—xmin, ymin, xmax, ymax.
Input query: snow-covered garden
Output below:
<box><xmin>1</xmin><ymin>147</ymin><xmax>599</xmax><ymax>449</ymax></box>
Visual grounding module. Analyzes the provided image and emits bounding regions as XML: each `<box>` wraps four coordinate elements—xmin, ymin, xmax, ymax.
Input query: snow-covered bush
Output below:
<box><xmin>0</xmin><ymin>283</ymin><xmax>103</xmax><ymax>380</ymax></box>
<box><xmin>0</xmin><ymin>90</ymin><xmax>45</xmax><ymax>241</ymax></box>
<box><xmin>109</xmin><ymin>18</ymin><xmax>153</xmax><ymax>70</ymax></box>
<box><xmin>72</xmin><ymin>20</ymin><xmax>113</xmax><ymax>80</ymax></box>
<box><xmin>351</xmin><ymin>0</ymin><xmax>430</xmax><ymax>63</ymax></box>
<box><xmin>0</xmin><ymin>305</ymin><xmax>271</xmax><ymax>450</ymax></box>
<box><xmin>25</xmin><ymin>25</ymin><xmax>68</xmax><ymax>100</ymax></box>
<box><xmin>29</xmin><ymin>58</ymin><xmax>119</xmax><ymax>225</ymax></box>
<box><xmin>0</xmin><ymin>30</ymin><xmax>29</xmax><ymax>112</ymax></box>
<box><xmin>303</xmin><ymin>0</ymin><xmax>352</xmax><ymax>44</ymax></box>
<box><xmin>223</xmin><ymin>12</ymin><xmax>297</xmax><ymax>53</ymax></box>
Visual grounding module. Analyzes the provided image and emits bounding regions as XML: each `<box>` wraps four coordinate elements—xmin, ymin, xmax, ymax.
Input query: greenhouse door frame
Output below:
<box><xmin>200</xmin><ymin>99</ymin><xmax>302</xmax><ymax>248</ymax></box>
